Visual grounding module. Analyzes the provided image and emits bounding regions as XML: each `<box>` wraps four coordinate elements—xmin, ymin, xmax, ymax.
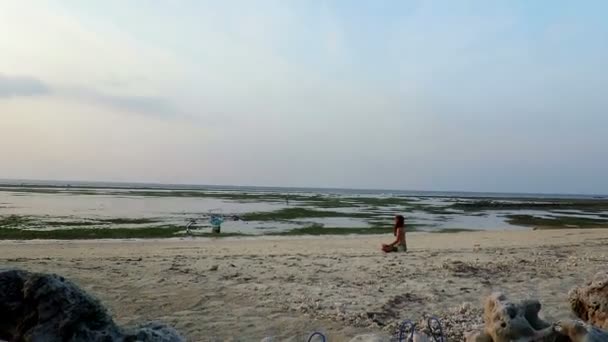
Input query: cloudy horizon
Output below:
<box><xmin>1</xmin><ymin>1</ymin><xmax>607</xmax><ymax>194</ymax></box>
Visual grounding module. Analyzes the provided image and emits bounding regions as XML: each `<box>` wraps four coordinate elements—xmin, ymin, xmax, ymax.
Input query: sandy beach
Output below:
<box><xmin>1</xmin><ymin>229</ymin><xmax>608</xmax><ymax>341</ymax></box>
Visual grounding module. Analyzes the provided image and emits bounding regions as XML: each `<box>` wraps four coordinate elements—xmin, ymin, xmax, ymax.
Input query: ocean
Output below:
<box><xmin>1</xmin><ymin>179</ymin><xmax>607</xmax><ymax>235</ymax></box>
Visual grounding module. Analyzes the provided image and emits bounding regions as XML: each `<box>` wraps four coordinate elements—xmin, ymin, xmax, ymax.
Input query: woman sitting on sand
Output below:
<box><xmin>382</xmin><ymin>215</ymin><xmax>407</xmax><ymax>252</ymax></box>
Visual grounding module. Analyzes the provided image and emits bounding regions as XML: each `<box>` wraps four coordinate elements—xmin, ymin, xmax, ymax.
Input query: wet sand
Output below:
<box><xmin>1</xmin><ymin>229</ymin><xmax>607</xmax><ymax>341</ymax></box>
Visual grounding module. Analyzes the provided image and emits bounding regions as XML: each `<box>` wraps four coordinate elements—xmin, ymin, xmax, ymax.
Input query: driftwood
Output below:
<box><xmin>0</xmin><ymin>269</ymin><xmax>183</xmax><ymax>342</ymax></box>
<box><xmin>568</xmin><ymin>271</ymin><xmax>608</xmax><ymax>329</ymax></box>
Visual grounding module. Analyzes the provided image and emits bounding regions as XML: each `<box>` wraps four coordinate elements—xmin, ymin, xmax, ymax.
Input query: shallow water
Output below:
<box><xmin>0</xmin><ymin>191</ymin><xmax>285</xmax><ymax>218</ymax></box>
<box><xmin>291</xmin><ymin>217</ymin><xmax>372</xmax><ymax>228</ymax></box>
<box><xmin>1</xmin><ymin>188</ymin><xmax>606</xmax><ymax>234</ymax></box>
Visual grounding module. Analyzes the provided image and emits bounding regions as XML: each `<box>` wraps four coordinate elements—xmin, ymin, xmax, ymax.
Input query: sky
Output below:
<box><xmin>1</xmin><ymin>0</ymin><xmax>607</xmax><ymax>194</ymax></box>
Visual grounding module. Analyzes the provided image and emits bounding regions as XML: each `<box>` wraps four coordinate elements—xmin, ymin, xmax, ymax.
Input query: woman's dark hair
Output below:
<box><xmin>395</xmin><ymin>215</ymin><xmax>405</xmax><ymax>228</ymax></box>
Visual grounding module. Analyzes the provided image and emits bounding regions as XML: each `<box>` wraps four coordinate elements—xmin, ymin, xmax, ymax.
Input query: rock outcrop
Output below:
<box><xmin>463</xmin><ymin>291</ymin><xmax>608</xmax><ymax>342</ymax></box>
<box><xmin>568</xmin><ymin>271</ymin><xmax>608</xmax><ymax>329</ymax></box>
<box><xmin>0</xmin><ymin>269</ymin><xmax>183</xmax><ymax>342</ymax></box>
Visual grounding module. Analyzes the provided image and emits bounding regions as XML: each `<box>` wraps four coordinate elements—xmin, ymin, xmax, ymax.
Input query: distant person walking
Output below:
<box><xmin>382</xmin><ymin>215</ymin><xmax>407</xmax><ymax>252</ymax></box>
<box><xmin>210</xmin><ymin>215</ymin><xmax>224</xmax><ymax>234</ymax></box>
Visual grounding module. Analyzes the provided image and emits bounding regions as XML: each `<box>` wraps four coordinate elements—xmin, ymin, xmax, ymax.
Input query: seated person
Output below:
<box><xmin>382</xmin><ymin>215</ymin><xmax>407</xmax><ymax>252</ymax></box>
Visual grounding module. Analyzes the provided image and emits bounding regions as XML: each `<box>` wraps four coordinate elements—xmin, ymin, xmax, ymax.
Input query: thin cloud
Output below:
<box><xmin>67</xmin><ymin>88</ymin><xmax>183</xmax><ymax>119</ymax></box>
<box><xmin>0</xmin><ymin>74</ymin><xmax>50</xmax><ymax>97</ymax></box>
<box><xmin>0</xmin><ymin>73</ymin><xmax>182</xmax><ymax>119</ymax></box>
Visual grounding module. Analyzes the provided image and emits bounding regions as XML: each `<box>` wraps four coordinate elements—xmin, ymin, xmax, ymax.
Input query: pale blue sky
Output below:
<box><xmin>1</xmin><ymin>1</ymin><xmax>607</xmax><ymax>194</ymax></box>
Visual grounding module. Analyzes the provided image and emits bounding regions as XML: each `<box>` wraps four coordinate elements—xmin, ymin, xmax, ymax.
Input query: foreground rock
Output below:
<box><xmin>569</xmin><ymin>271</ymin><xmax>608</xmax><ymax>329</ymax></box>
<box><xmin>555</xmin><ymin>320</ymin><xmax>608</xmax><ymax>342</ymax></box>
<box><xmin>464</xmin><ymin>293</ymin><xmax>560</xmax><ymax>342</ymax></box>
<box><xmin>0</xmin><ymin>269</ymin><xmax>183</xmax><ymax>342</ymax></box>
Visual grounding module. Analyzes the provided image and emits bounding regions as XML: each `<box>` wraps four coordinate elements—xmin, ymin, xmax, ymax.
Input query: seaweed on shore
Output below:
<box><xmin>265</xmin><ymin>222</ymin><xmax>434</xmax><ymax>236</ymax></box>
<box><xmin>451</xmin><ymin>199</ymin><xmax>608</xmax><ymax>212</ymax></box>
<box><xmin>0</xmin><ymin>215</ymin><xmax>161</xmax><ymax>229</ymax></box>
<box><xmin>435</xmin><ymin>228</ymin><xmax>480</xmax><ymax>233</ymax></box>
<box><xmin>506</xmin><ymin>214</ymin><xmax>608</xmax><ymax>228</ymax></box>
<box><xmin>267</xmin><ymin>224</ymin><xmax>393</xmax><ymax>236</ymax></box>
<box><xmin>0</xmin><ymin>215</ymin><xmax>32</xmax><ymax>228</ymax></box>
<box><xmin>43</xmin><ymin>221</ymin><xmax>99</xmax><ymax>227</ymax></box>
<box><xmin>99</xmin><ymin>218</ymin><xmax>160</xmax><ymax>224</ymax></box>
<box><xmin>242</xmin><ymin>207</ymin><xmax>377</xmax><ymax>221</ymax></box>
<box><xmin>0</xmin><ymin>226</ymin><xmax>186</xmax><ymax>240</ymax></box>
<box><xmin>0</xmin><ymin>223</ymin><xmax>431</xmax><ymax>239</ymax></box>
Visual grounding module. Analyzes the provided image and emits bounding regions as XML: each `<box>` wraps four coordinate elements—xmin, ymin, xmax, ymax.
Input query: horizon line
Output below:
<box><xmin>0</xmin><ymin>177</ymin><xmax>606</xmax><ymax>198</ymax></box>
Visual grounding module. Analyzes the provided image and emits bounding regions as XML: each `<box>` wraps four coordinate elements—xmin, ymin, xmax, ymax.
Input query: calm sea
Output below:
<box><xmin>1</xmin><ymin>179</ymin><xmax>605</xmax><ymax>200</ymax></box>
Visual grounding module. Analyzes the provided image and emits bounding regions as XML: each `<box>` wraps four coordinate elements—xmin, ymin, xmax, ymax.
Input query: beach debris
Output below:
<box><xmin>185</xmin><ymin>219</ymin><xmax>197</xmax><ymax>234</ymax></box>
<box><xmin>554</xmin><ymin>319</ymin><xmax>608</xmax><ymax>342</ymax></box>
<box><xmin>568</xmin><ymin>271</ymin><xmax>608</xmax><ymax>329</ymax></box>
<box><xmin>464</xmin><ymin>292</ymin><xmax>557</xmax><ymax>342</ymax></box>
<box><xmin>0</xmin><ymin>269</ymin><xmax>183</xmax><ymax>342</ymax></box>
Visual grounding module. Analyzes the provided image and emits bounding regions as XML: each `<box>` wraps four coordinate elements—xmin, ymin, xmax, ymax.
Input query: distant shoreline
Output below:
<box><xmin>0</xmin><ymin>180</ymin><xmax>606</xmax><ymax>200</ymax></box>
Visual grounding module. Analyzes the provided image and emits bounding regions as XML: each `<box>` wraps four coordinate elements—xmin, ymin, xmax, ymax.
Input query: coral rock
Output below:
<box><xmin>465</xmin><ymin>293</ymin><xmax>558</xmax><ymax>342</ymax></box>
<box><xmin>0</xmin><ymin>269</ymin><xmax>183</xmax><ymax>342</ymax></box>
<box><xmin>568</xmin><ymin>271</ymin><xmax>608</xmax><ymax>329</ymax></box>
<box><xmin>555</xmin><ymin>320</ymin><xmax>608</xmax><ymax>342</ymax></box>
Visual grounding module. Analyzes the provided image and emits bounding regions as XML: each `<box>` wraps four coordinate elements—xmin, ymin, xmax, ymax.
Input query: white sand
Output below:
<box><xmin>1</xmin><ymin>229</ymin><xmax>608</xmax><ymax>341</ymax></box>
